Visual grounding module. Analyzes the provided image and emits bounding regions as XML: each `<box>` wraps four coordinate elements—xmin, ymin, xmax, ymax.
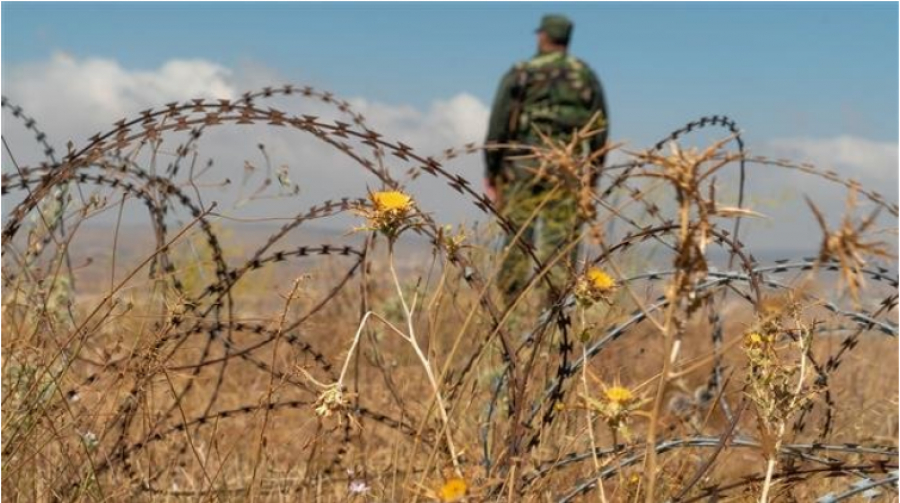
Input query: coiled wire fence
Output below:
<box><xmin>2</xmin><ymin>86</ymin><xmax>897</xmax><ymax>501</ymax></box>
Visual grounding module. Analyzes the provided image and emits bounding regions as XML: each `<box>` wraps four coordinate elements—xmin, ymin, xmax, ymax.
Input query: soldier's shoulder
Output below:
<box><xmin>510</xmin><ymin>59</ymin><xmax>531</xmax><ymax>72</ymax></box>
<box><xmin>500</xmin><ymin>61</ymin><xmax>528</xmax><ymax>79</ymax></box>
<box><xmin>568</xmin><ymin>56</ymin><xmax>603</xmax><ymax>87</ymax></box>
<box><xmin>566</xmin><ymin>55</ymin><xmax>598</xmax><ymax>73</ymax></box>
<box><xmin>523</xmin><ymin>52</ymin><xmax>563</xmax><ymax>69</ymax></box>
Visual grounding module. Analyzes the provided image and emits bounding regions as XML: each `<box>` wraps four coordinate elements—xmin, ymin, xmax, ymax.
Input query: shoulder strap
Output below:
<box><xmin>507</xmin><ymin>62</ymin><xmax>531</xmax><ymax>138</ymax></box>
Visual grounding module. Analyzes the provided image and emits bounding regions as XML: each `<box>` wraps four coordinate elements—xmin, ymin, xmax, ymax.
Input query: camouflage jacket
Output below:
<box><xmin>484</xmin><ymin>50</ymin><xmax>608</xmax><ymax>182</ymax></box>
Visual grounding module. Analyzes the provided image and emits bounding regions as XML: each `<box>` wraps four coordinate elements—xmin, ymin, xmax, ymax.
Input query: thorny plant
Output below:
<box><xmin>742</xmin><ymin>296</ymin><xmax>823</xmax><ymax>502</ymax></box>
<box><xmin>807</xmin><ymin>188</ymin><xmax>893</xmax><ymax>304</ymax></box>
<box><xmin>1</xmin><ymin>85</ymin><xmax>897</xmax><ymax>502</ymax></box>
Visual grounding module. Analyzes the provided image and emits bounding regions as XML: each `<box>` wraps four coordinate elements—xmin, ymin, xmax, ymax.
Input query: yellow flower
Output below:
<box><xmin>746</xmin><ymin>332</ymin><xmax>764</xmax><ymax>345</ymax></box>
<box><xmin>587</xmin><ymin>267</ymin><xmax>616</xmax><ymax>291</ymax></box>
<box><xmin>604</xmin><ymin>386</ymin><xmax>634</xmax><ymax>405</ymax></box>
<box><xmin>438</xmin><ymin>477</ymin><xmax>467</xmax><ymax>502</ymax></box>
<box><xmin>371</xmin><ymin>190</ymin><xmax>412</xmax><ymax>213</ymax></box>
<box><xmin>744</xmin><ymin>331</ymin><xmax>774</xmax><ymax>347</ymax></box>
<box><xmin>356</xmin><ymin>190</ymin><xmax>416</xmax><ymax>239</ymax></box>
<box><xmin>575</xmin><ymin>267</ymin><xmax>617</xmax><ymax>306</ymax></box>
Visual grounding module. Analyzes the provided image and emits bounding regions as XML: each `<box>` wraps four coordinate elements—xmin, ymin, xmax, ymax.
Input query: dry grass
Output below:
<box><xmin>1</xmin><ymin>89</ymin><xmax>897</xmax><ymax>502</ymax></box>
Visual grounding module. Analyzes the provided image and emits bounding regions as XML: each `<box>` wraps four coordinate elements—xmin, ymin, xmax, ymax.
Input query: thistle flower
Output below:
<box><xmin>587</xmin><ymin>268</ymin><xmax>615</xmax><ymax>290</ymax></box>
<box><xmin>604</xmin><ymin>386</ymin><xmax>634</xmax><ymax>407</ymax></box>
<box><xmin>601</xmin><ymin>384</ymin><xmax>637</xmax><ymax>421</ymax></box>
<box><xmin>582</xmin><ymin>383</ymin><xmax>639</xmax><ymax>433</ymax></box>
<box><xmin>438</xmin><ymin>477</ymin><xmax>468</xmax><ymax>502</ymax></box>
<box><xmin>744</xmin><ymin>330</ymin><xmax>779</xmax><ymax>367</ymax></box>
<box><xmin>356</xmin><ymin>189</ymin><xmax>416</xmax><ymax>240</ymax></box>
<box><xmin>575</xmin><ymin>267</ymin><xmax>617</xmax><ymax>306</ymax></box>
<box><xmin>744</xmin><ymin>331</ymin><xmax>768</xmax><ymax>347</ymax></box>
<box><xmin>372</xmin><ymin>190</ymin><xmax>412</xmax><ymax>213</ymax></box>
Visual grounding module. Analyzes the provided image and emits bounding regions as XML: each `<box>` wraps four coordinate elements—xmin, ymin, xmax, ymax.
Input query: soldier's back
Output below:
<box><xmin>513</xmin><ymin>52</ymin><xmax>600</xmax><ymax>146</ymax></box>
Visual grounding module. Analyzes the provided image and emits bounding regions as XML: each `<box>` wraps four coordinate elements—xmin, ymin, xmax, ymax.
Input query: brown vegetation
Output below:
<box><xmin>2</xmin><ymin>89</ymin><xmax>897</xmax><ymax>502</ymax></box>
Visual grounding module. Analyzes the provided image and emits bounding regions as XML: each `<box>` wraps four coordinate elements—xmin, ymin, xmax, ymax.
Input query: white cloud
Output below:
<box><xmin>2</xmin><ymin>53</ymin><xmax>488</xmax><ymax>156</ymax></box>
<box><xmin>766</xmin><ymin>136</ymin><xmax>898</xmax><ymax>182</ymax></box>
<box><xmin>4</xmin><ymin>53</ymin><xmax>237</xmax><ymax>144</ymax></box>
<box><xmin>1</xmin><ymin>54</ymin><xmax>490</xmax><ymax>226</ymax></box>
<box><xmin>348</xmin><ymin>93</ymin><xmax>488</xmax><ymax>151</ymax></box>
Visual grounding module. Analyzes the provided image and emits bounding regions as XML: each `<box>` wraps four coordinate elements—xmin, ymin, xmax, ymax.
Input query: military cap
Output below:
<box><xmin>536</xmin><ymin>14</ymin><xmax>573</xmax><ymax>44</ymax></box>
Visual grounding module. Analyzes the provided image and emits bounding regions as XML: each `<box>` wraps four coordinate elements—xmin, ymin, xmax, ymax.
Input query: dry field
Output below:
<box><xmin>2</xmin><ymin>87</ymin><xmax>898</xmax><ymax>502</ymax></box>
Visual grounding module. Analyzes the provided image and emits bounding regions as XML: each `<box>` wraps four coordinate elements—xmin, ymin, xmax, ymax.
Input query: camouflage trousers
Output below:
<box><xmin>496</xmin><ymin>175</ymin><xmax>582</xmax><ymax>304</ymax></box>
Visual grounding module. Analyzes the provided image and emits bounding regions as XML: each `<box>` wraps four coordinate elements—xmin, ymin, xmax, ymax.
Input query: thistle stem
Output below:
<box><xmin>759</xmin><ymin>423</ymin><xmax>784</xmax><ymax>503</ymax></box>
<box><xmin>388</xmin><ymin>242</ymin><xmax>461</xmax><ymax>473</ymax></box>
<box><xmin>580</xmin><ymin>309</ymin><xmax>608</xmax><ymax>503</ymax></box>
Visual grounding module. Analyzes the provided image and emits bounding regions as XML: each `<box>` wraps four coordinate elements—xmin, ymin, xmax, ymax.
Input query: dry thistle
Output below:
<box><xmin>436</xmin><ymin>224</ymin><xmax>468</xmax><ymax>257</ymax></box>
<box><xmin>313</xmin><ymin>383</ymin><xmax>348</xmax><ymax>419</ymax></box>
<box><xmin>508</xmin><ymin>114</ymin><xmax>611</xmax><ymax>219</ymax></box>
<box><xmin>636</xmin><ymin>139</ymin><xmax>738</xmax><ymax>200</ymax></box>
<box><xmin>635</xmin><ymin>139</ymin><xmax>744</xmax><ymax>293</ymax></box>
<box><xmin>806</xmin><ymin>189</ymin><xmax>893</xmax><ymax>302</ymax></box>
<box><xmin>297</xmin><ymin>366</ymin><xmax>355</xmax><ymax>424</ymax></box>
<box><xmin>743</xmin><ymin>309</ymin><xmax>823</xmax><ymax>502</ymax></box>
<box><xmin>744</xmin><ymin>329</ymin><xmax>799</xmax><ymax>422</ymax></box>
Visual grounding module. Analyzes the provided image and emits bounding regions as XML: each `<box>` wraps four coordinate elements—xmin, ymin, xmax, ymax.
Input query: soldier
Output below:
<box><xmin>484</xmin><ymin>14</ymin><xmax>609</xmax><ymax>303</ymax></box>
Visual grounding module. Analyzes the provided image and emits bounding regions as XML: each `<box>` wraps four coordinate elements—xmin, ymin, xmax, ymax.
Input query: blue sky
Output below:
<box><xmin>4</xmin><ymin>2</ymin><xmax>898</xmax><ymax>144</ymax></box>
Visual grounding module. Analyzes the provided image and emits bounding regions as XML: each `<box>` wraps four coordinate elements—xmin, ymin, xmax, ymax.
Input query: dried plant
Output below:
<box><xmin>1</xmin><ymin>86</ymin><xmax>896</xmax><ymax>503</ymax></box>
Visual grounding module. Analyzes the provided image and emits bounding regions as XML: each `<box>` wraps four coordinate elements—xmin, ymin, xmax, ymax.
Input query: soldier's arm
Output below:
<box><xmin>484</xmin><ymin>68</ymin><xmax>517</xmax><ymax>183</ymax></box>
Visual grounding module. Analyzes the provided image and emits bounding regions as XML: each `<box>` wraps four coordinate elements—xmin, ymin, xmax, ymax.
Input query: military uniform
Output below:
<box><xmin>484</xmin><ymin>15</ymin><xmax>609</xmax><ymax>302</ymax></box>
